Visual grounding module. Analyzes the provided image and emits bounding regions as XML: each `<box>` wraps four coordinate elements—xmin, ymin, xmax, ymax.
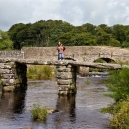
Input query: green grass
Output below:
<box><xmin>93</xmin><ymin>58</ymin><xmax>106</xmax><ymax>63</ymax></box>
<box><xmin>31</xmin><ymin>104</ymin><xmax>48</xmax><ymax>121</ymax></box>
<box><xmin>101</xmin><ymin>67</ymin><xmax>129</xmax><ymax>129</ymax></box>
<box><xmin>110</xmin><ymin>98</ymin><xmax>129</xmax><ymax>129</ymax></box>
<box><xmin>27</xmin><ymin>65</ymin><xmax>55</xmax><ymax>80</ymax></box>
<box><xmin>85</xmin><ymin>80</ymin><xmax>90</xmax><ymax>85</ymax></box>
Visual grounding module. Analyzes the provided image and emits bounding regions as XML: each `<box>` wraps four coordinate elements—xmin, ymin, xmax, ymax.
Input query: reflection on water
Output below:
<box><xmin>0</xmin><ymin>77</ymin><xmax>113</xmax><ymax>129</ymax></box>
<box><xmin>56</xmin><ymin>95</ymin><xmax>76</xmax><ymax>123</ymax></box>
<box><xmin>0</xmin><ymin>91</ymin><xmax>26</xmax><ymax>114</ymax></box>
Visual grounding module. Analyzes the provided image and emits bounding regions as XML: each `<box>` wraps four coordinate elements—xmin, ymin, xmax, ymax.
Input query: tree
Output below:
<box><xmin>0</xmin><ymin>30</ymin><xmax>13</xmax><ymax>50</ymax></box>
<box><xmin>111</xmin><ymin>24</ymin><xmax>126</xmax><ymax>45</ymax></box>
<box><xmin>9</xmin><ymin>23</ymin><xmax>26</xmax><ymax>49</ymax></box>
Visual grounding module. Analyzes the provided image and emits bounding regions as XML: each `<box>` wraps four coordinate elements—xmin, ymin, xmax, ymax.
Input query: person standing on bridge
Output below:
<box><xmin>57</xmin><ymin>41</ymin><xmax>65</xmax><ymax>60</ymax></box>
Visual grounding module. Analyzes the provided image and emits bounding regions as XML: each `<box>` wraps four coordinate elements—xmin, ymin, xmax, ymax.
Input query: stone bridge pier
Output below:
<box><xmin>56</xmin><ymin>65</ymin><xmax>77</xmax><ymax>95</ymax></box>
<box><xmin>0</xmin><ymin>61</ymin><xmax>77</xmax><ymax>95</ymax></box>
<box><xmin>0</xmin><ymin>62</ymin><xmax>27</xmax><ymax>92</ymax></box>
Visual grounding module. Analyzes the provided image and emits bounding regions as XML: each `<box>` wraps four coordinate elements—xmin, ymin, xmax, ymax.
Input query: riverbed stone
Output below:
<box><xmin>47</xmin><ymin>108</ymin><xmax>59</xmax><ymax>114</ymax></box>
<box><xmin>21</xmin><ymin>128</ymin><xmax>32</xmax><ymax>129</ymax></box>
<box><xmin>79</xmin><ymin>66</ymin><xmax>89</xmax><ymax>76</ymax></box>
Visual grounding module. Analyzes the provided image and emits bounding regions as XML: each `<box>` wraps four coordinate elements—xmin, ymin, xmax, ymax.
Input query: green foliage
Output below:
<box><xmin>110</xmin><ymin>98</ymin><xmax>129</xmax><ymax>129</ymax></box>
<box><xmin>109</xmin><ymin>38</ymin><xmax>121</xmax><ymax>47</ymax></box>
<box><xmin>27</xmin><ymin>65</ymin><xmax>54</xmax><ymax>80</ymax></box>
<box><xmin>101</xmin><ymin>98</ymin><xmax>129</xmax><ymax>129</ymax></box>
<box><xmin>101</xmin><ymin>67</ymin><xmax>129</xmax><ymax>128</ymax></box>
<box><xmin>121</xmin><ymin>41</ymin><xmax>129</xmax><ymax>48</ymax></box>
<box><xmin>42</xmin><ymin>65</ymin><xmax>54</xmax><ymax>79</ymax></box>
<box><xmin>0</xmin><ymin>30</ymin><xmax>13</xmax><ymax>50</ymax></box>
<box><xmin>85</xmin><ymin>80</ymin><xmax>90</xmax><ymax>85</ymax></box>
<box><xmin>106</xmin><ymin>67</ymin><xmax>129</xmax><ymax>102</ymax></box>
<box><xmin>94</xmin><ymin>58</ymin><xmax>106</xmax><ymax>63</ymax></box>
<box><xmin>7</xmin><ymin>19</ymin><xmax>129</xmax><ymax>49</ymax></box>
<box><xmin>31</xmin><ymin>104</ymin><xmax>48</xmax><ymax>121</ymax></box>
<box><xmin>111</xmin><ymin>24</ymin><xmax>126</xmax><ymax>44</ymax></box>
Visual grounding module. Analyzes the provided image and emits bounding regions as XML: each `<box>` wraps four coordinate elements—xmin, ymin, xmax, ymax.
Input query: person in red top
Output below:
<box><xmin>57</xmin><ymin>41</ymin><xmax>65</xmax><ymax>60</ymax></box>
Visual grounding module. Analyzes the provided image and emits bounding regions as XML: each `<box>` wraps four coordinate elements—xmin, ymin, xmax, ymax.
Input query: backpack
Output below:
<box><xmin>63</xmin><ymin>46</ymin><xmax>66</xmax><ymax>51</ymax></box>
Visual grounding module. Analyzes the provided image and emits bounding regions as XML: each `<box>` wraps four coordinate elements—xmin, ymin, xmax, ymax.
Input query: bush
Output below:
<box><xmin>101</xmin><ymin>67</ymin><xmax>129</xmax><ymax>128</ymax></box>
<box><xmin>110</xmin><ymin>97</ymin><xmax>129</xmax><ymax>129</ymax></box>
<box><xmin>93</xmin><ymin>58</ymin><xmax>106</xmax><ymax>63</ymax></box>
<box><xmin>42</xmin><ymin>65</ymin><xmax>53</xmax><ymax>79</ymax></box>
<box><xmin>27</xmin><ymin>65</ymin><xmax>54</xmax><ymax>80</ymax></box>
<box><xmin>0</xmin><ymin>30</ymin><xmax>13</xmax><ymax>50</ymax></box>
<box><xmin>31</xmin><ymin>104</ymin><xmax>48</xmax><ymax>121</ymax></box>
<box><xmin>106</xmin><ymin>67</ymin><xmax>129</xmax><ymax>102</ymax></box>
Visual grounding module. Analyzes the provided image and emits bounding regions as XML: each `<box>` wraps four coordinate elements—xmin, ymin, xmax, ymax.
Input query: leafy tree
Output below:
<box><xmin>111</xmin><ymin>24</ymin><xmax>126</xmax><ymax>45</ymax></box>
<box><xmin>109</xmin><ymin>38</ymin><xmax>120</xmax><ymax>47</ymax></box>
<box><xmin>106</xmin><ymin>67</ymin><xmax>129</xmax><ymax>102</ymax></box>
<box><xmin>8</xmin><ymin>20</ymin><xmax>129</xmax><ymax>48</ymax></box>
<box><xmin>82</xmin><ymin>23</ymin><xmax>97</xmax><ymax>35</ymax></box>
<box><xmin>9</xmin><ymin>23</ymin><xmax>26</xmax><ymax>49</ymax></box>
<box><xmin>0</xmin><ymin>30</ymin><xmax>13</xmax><ymax>50</ymax></box>
<box><xmin>98</xmin><ymin>24</ymin><xmax>112</xmax><ymax>34</ymax></box>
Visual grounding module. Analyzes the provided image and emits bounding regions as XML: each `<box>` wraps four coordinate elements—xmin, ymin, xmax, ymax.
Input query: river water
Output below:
<box><xmin>0</xmin><ymin>76</ymin><xmax>113</xmax><ymax>129</ymax></box>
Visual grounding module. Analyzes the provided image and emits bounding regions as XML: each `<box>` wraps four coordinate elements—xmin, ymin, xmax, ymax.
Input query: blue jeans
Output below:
<box><xmin>58</xmin><ymin>53</ymin><xmax>64</xmax><ymax>60</ymax></box>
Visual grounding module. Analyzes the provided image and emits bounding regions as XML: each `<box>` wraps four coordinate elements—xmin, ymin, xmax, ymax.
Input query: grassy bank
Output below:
<box><xmin>101</xmin><ymin>67</ymin><xmax>129</xmax><ymax>129</ymax></box>
<box><xmin>27</xmin><ymin>65</ymin><xmax>55</xmax><ymax>80</ymax></box>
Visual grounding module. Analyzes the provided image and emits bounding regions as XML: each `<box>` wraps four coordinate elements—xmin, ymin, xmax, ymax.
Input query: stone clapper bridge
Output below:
<box><xmin>0</xmin><ymin>58</ymin><xmax>123</xmax><ymax>95</ymax></box>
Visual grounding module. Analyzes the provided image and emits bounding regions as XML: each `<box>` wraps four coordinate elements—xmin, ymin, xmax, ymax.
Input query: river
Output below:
<box><xmin>0</xmin><ymin>76</ymin><xmax>113</xmax><ymax>129</ymax></box>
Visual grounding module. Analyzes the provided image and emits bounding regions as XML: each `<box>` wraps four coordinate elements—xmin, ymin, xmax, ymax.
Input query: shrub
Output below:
<box><xmin>31</xmin><ymin>104</ymin><xmax>48</xmax><ymax>121</ymax></box>
<box><xmin>106</xmin><ymin>67</ymin><xmax>129</xmax><ymax>102</ymax></box>
<box><xmin>85</xmin><ymin>80</ymin><xmax>90</xmax><ymax>85</ymax></box>
<box><xmin>110</xmin><ymin>97</ymin><xmax>129</xmax><ymax>129</ymax></box>
<box><xmin>0</xmin><ymin>30</ymin><xmax>13</xmax><ymax>50</ymax></box>
<box><xmin>42</xmin><ymin>65</ymin><xmax>53</xmax><ymax>79</ymax></box>
<box><xmin>94</xmin><ymin>58</ymin><xmax>106</xmax><ymax>63</ymax></box>
<box><xmin>27</xmin><ymin>65</ymin><xmax>54</xmax><ymax>80</ymax></box>
<box><xmin>101</xmin><ymin>67</ymin><xmax>129</xmax><ymax>128</ymax></box>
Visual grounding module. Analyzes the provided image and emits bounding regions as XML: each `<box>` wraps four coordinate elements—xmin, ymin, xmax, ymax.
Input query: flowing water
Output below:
<box><xmin>0</xmin><ymin>76</ymin><xmax>113</xmax><ymax>129</ymax></box>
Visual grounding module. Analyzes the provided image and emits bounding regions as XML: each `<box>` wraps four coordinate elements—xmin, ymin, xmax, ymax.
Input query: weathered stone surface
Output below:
<box><xmin>0</xmin><ymin>69</ymin><xmax>15</xmax><ymax>74</ymax></box>
<box><xmin>0</xmin><ymin>47</ymin><xmax>128</xmax><ymax>95</ymax></box>
<box><xmin>47</xmin><ymin>108</ymin><xmax>59</xmax><ymax>114</ymax></box>
<box><xmin>0</xmin><ymin>51</ymin><xmax>23</xmax><ymax>58</ymax></box>
<box><xmin>57</xmin><ymin>79</ymin><xmax>72</xmax><ymax>85</ymax></box>
<box><xmin>21</xmin><ymin>128</ymin><xmax>32</xmax><ymax>129</ymax></box>
<box><xmin>0</xmin><ymin>61</ymin><xmax>27</xmax><ymax>92</ymax></box>
<box><xmin>58</xmin><ymin>85</ymin><xmax>70</xmax><ymax>91</ymax></box>
<box><xmin>0</xmin><ymin>65</ymin><xmax>13</xmax><ymax>69</ymax></box>
<box><xmin>58</xmin><ymin>90</ymin><xmax>69</xmax><ymax>95</ymax></box>
<box><xmin>9</xmin><ymin>79</ymin><xmax>15</xmax><ymax>84</ymax></box>
<box><xmin>57</xmin><ymin>67</ymin><xmax>71</xmax><ymax>72</ymax></box>
<box><xmin>1</xmin><ymin>74</ymin><xmax>15</xmax><ymax>79</ymax></box>
<box><xmin>0</xmin><ymin>58</ymin><xmax>123</xmax><ymax>69</ymax></box>
<box><xmin>56</xmin><ymin>72</ymin><xmax>72</xmax><ymax>79</ymax></box>
<box><xmin>3</xmin><ymin>86</ymin><xmax>15</xmax><ymax>92</ymax></box>
<box><xmin>1</xmin><ymin>79</ymin><xmax>10</xmax><ymax>86</ymax></box>
<box><xmin>22</xmin><ymin>46</ymin><xmax>129</xmax><ymax>63</ymax></box>
<box><xmin>2</xmin><ymin>78</ymin><xmax>17</xmax><ymax>85</ymax></box>
<box><xmin>79</xmin><ymin>66</ymin><xmax>89</xmax><ymax>75</ymax></box>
